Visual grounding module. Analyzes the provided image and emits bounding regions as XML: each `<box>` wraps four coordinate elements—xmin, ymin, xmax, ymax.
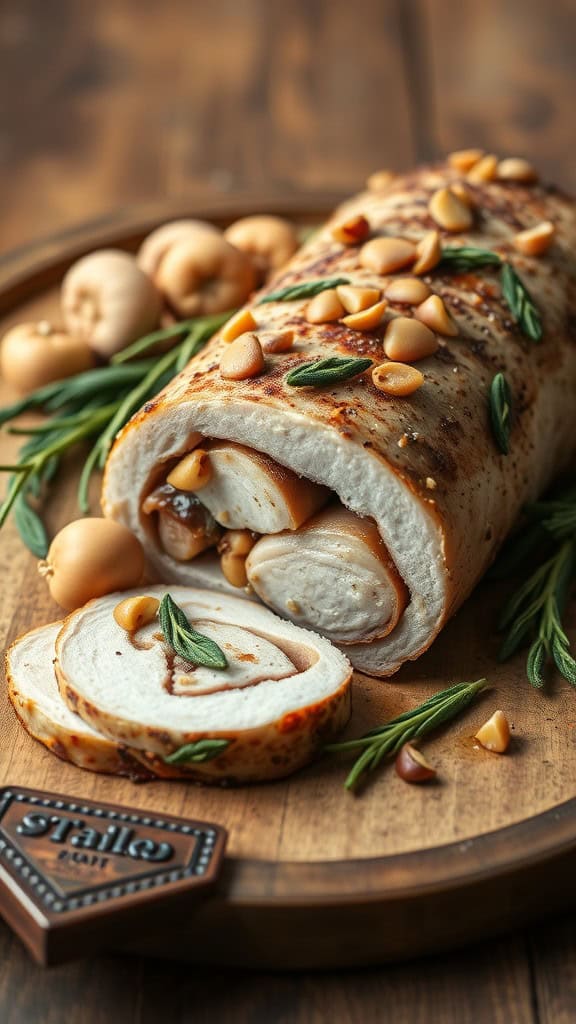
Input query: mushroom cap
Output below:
<box><xmin>61</xmin><ymin>249</ymin><xmax>162</xmax><ymax>357</ymax></box>
<box><xmin>137</xmin><ymin>219</ymin><xmax>222</xmax><ymax>277</ymax></box>
<box><xmin>155</xmin><ymin>234</ymin><xmax>256</xmax><ymax>317</ymax></box>
<box><xmin>225</xmin><ymin>215</ymin><xmax>299</xmax><ymax>280</ymax></box>
<box><xmin>0</xmin><ymin>321</ymin><xmax>94</xmax><ymax>393</ymax></box>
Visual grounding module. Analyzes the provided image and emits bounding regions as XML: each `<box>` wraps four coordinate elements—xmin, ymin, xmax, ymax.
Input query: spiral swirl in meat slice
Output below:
<box><xmin>55</xmin><ymin>586</ymin><xmax>352</xmax><ymax>783</ymax></box>
<box><xmin>246</xmin><ymin>504</ymin><xmax>408</xmax><ymax>644</ymax></box>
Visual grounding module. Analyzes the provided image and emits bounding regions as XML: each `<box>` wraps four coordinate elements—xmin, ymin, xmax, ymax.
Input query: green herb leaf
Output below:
<box><xmin>111</xmin><ymin>323</ymin><xmax>192</xmax><ymax>364</ymax></box>
<box><xmin>164</xmin><ymin>738</ymin><xmax>230</xmax><ymax>765</ymax></box>
<box><xmin>527</xmin><ymin>639</ymin><xmax>546</xmax><ymax>688</ymax></box>
<box><xmin>286</xmin><ymin>356</ymin><xmax>373</xmax><ymax>388</ymax></box>
<box><xmin>325</xmin><ymin>678</ymin><xmax>487</xmax><ymax>791</ymax></box>
<box><xmin>158</xmin><ymin>593</ymin><xmax>228</xmax><ymax>670</ymax></box>
<box><xmin>500</xmin><ymin>262</ymin><xmax>543</xmax><ymax>342</ymax></box>
<box><xmin>489</xmin><ymin>372</ymin><xmax>512</xmax><ymax>455</ymax></box>
<box><xmin>439</xmin><ymin>246</ymin><xmax>502</xmax><ymax>272</ymax></box>
<box><xmin>112</xmin><ymin>311</ymin><xmax>232</xmax><ymax>364</ymax></box>
<box><xmin>13</xmin><ymin>492</ymin><xmax>48</xmax><ymax>557</ymax></box>
<box><xmin>258</xmin><ymin>277</ymin><xmax>349</xmax><ymax>304</ymax></box>
<box><xmin>498</xmin><ymin>537</ymin><xmax>576</xmax><ymax>689</ymax></box>
<box><xmin>552</xmin><ymin>633</ymin><xmax>576</xmax><ymax>685</ymax></box>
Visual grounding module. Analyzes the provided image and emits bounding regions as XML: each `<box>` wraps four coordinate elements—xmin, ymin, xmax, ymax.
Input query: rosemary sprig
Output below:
<box><xmin>0</xmin><ymin>311</ymin><xmax>229</xmax><ymax>551</ymax></box>
<box><xmin>258</xmin><ymin>277</ymin><xmax>349</xmax><ymax>304</ymax></box>
<box><xmin>325</xmin><ymin>679</ymin><xmax>487</xmax><ymax>791</ymax></box>
<box><xmin>489</xmin><ymin>372</ymin><xmax>512</xmax><ymax>455</ymax></box>
<box><xmin>286</xmin><ymin>356</ymin><xmax>372</xmax><ymax>388</ymax></box>
<box><xmin>500</xmin><ymin>263</ymin><xmax>543</xmax><ymax>342</ymax></box>
<box><xmin>164</xmin><ymin>738</ymin><xmax>230</xmax><ymax>765</ymax></box>
<box><xmin>496</xmin><ymin>478</ymin><xmax>576</xmax><ymax>687</ymax></box>
<box><xmin>439</xmin><ymin>246</ymin><xmax>503</xmax><ymax>272</ymax></box>
<box><xmin>0</xmin><ymin>363</ymin><xmax>154</xmax><ymax>428</ymax></box>
<box><xmin>158</xmin><ymin>593</ymin><xmax>228</xmax><ymax>670</ymax></box>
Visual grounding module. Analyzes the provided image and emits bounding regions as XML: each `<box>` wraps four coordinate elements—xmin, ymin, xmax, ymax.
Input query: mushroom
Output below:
<box><xmin>137</xmin><ymin>219</ymin><xmax>222</xmax><ymax>278</ymax></box>
<box><xmin>61</xmin><ymin>249</ymin><xmax>162</xmax><ymax>359</ymax></box>
<box><xmin>154</xmin><ymin>234</ymin><xmax>256</xmax><ymax>317</ymax></box>
<box><xmin>224</xmin><ymin>215</ymin><xmax>299</xmax><ymax>283</ymax></box>
<box><xmin>0</xmin><ymin>321</ymin><xmax>94</xmax><ymax>393</ymax></box>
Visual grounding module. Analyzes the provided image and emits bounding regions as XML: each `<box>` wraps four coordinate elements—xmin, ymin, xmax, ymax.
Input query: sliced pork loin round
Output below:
<box><xmin>55</xmin><ymin>586</ymin><xmax>352</xmax><ymax>784</ymax></box>
<box><xmin>6</xmin><ymin>624</ymin><xmax>151</xmax><ymax>778</ymax></box>
<box><xmin>102</xmin><ymin>161</ymin><xmax>576</xmax><ymax>676</ymax></box>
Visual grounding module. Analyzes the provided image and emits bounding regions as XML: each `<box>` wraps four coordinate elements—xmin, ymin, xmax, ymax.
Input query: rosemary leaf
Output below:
<box><xmin>164</xmin><ymin>739</ymin><xmax>230</xmax><ymax>765</ymax></box>
<box><xmin>489</xmin><ymin>372</ymin><xmax>512</xmax><ymax>455</ymax></box>
<box><xmin>325</xmin><ymin>678</ymin><xmax>487</xmax><ymax>791</ymax></box>
<box><xmin>500</xmin><ymin>262</ymin><xmax>543</xmax><ymax>342</ymax></box>
<box><xmin>13</xmin><ymin>493</ymin><xmax>48</xmax><ymax>558</ymax></box>
<box><xmin>552</xmin><ymin>633</ymin><xmax>576</xmax><ymax>685</ymax></box>
<box><xmin>112</xmin><ymin>323</ymin><xmax>193</xmax><ymax>364</ymax></box>
<box><xmin>286</xmin><ymin>356</ymin><xmax>372</xmax><ymax>388</ymax></box>
<box><xmin>498</xmin><ymin>537</ymin><xmax>576</xmax><ymax>688</ymax></box>
<box><xmin>439</xmin><ymin>246</ymin><xmax>502</xmax><ymax>272</ymax></box>
<box><xmin>258</xmin><ymin>277</ymin><xmax>349</xmax><ymax>304</ymax></box>
<box><xmin>158</xmin><ymin>593</ymin><xmax>228</xmax><ymax>670</ymax></box>
<box><xmin>527</xmin><ymin>639</ymin><xmax>546</xmax><ymax>688</ymax></box>
<box><xmin>112</xmin><ymin>310</ymin><xmax>231</xmax><ymax>365</ymax></box>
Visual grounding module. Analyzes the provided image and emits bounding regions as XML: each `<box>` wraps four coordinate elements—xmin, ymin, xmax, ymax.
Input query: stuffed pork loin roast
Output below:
<box><xmin>102</xmin><ymin>157</ymin><xmax>576</xmax><ymax>677</ymax></box>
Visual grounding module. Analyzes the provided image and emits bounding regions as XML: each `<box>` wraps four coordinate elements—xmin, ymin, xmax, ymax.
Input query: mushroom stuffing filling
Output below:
<box><xmin>141</xmin><ymin>440</ymin><xmax>409</xmax><ymax>645</ymax></box>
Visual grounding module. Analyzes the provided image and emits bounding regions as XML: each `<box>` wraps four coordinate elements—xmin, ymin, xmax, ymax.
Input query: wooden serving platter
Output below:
<box><xmin>0</xmin><ymin>200</ymin><xmax>575</xmax><ymax>968</ymax></box>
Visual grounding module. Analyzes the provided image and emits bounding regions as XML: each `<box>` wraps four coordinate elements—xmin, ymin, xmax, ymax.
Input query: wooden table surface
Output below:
<box><xmin>0</xmin><ymin>1</ymin><xmax>575</xmax><ymax>1020</ymax></box>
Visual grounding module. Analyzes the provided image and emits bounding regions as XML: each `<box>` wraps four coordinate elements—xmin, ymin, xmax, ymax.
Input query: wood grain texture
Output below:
<box><xmin>0</xmin><ymin>915</ymin><xmax>541</xmax><ymax>1024</ymax></box>
<box><xmin>0</xmin><ymin>0</ymin><xmax>573</xmax><ymax>1016</ymax></box>
<box><xmin>0</xmin><ymin>0</ymin><xmax>415</xmax><ymax>256</ymax></box>
<box><xmin>422</xmin><ymin>0</ymin><xmax>576</xmax><ymax>186</ymax></box>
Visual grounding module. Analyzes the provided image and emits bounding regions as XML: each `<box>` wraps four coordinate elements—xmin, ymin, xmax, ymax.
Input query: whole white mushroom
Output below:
<box><xmin>61</xmin><ymin>249</ymin><xmax>162</xmax><ymax>359</ymax></box>
<box><xmin>154</xmin><ymin>234</ymin><xmax>256</xmax><ymax>317</ymax></box>
<box><xmin>137</xmin><ymin>219</ymin><xmax>221</xmax><ymax>278</ymax></box>
<box><xmin>224</xmin><ymin>215</ymin><xmax>299</xmax><ymax>282</ymax></box>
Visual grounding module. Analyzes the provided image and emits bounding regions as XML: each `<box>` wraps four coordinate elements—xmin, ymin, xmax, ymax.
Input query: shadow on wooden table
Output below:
<box><xmin>0</xmin><ymin>914</ymin><xmax>575</xmax><ymax>1023</ymax></box>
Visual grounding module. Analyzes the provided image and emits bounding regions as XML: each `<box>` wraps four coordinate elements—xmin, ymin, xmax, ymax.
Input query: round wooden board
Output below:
<box><xmin>0</xmin><ymin>201</ymin><xmax>575</xmax><ymax>968</ymax></box>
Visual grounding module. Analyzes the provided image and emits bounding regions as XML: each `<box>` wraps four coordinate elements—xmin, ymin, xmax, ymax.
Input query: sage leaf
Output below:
<box><xmin>286</xmin><ymin>356</ymin><xmax>373</xmax><ymax>388</ymax></box>
<box><xmin>164</xmin><ymin>738</ymin><xmax>230</xmax><ymax>765</ymax></box>
<box><xmin>159</xmin><ymin>593</ymin><xmax>228</xmax><ymax>670</ymax></box>
<box><xmin>439</xmin><ymin>246</ymin><xmax>502</xmax><ymax>272</ymax></box>
<box><xmin>258</xmin><ymin>277</ymin><xmax>349</xmax><ymax>304</ymax></box>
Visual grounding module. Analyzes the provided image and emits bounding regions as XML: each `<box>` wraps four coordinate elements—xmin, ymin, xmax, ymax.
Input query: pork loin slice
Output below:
<box><xmin>55</xmin><ymin>586</ymin><xmax>352</xmax><ymax>783</ymax></box>
<box><xmin>246</xmin><ymin>504</ymin><xmax>408</xmax><ymax>643</ymax></box>
<box><xmin>5</xmin><ymin>623</ymin><xmax>150</xmax><ymax>778</ymax></box>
